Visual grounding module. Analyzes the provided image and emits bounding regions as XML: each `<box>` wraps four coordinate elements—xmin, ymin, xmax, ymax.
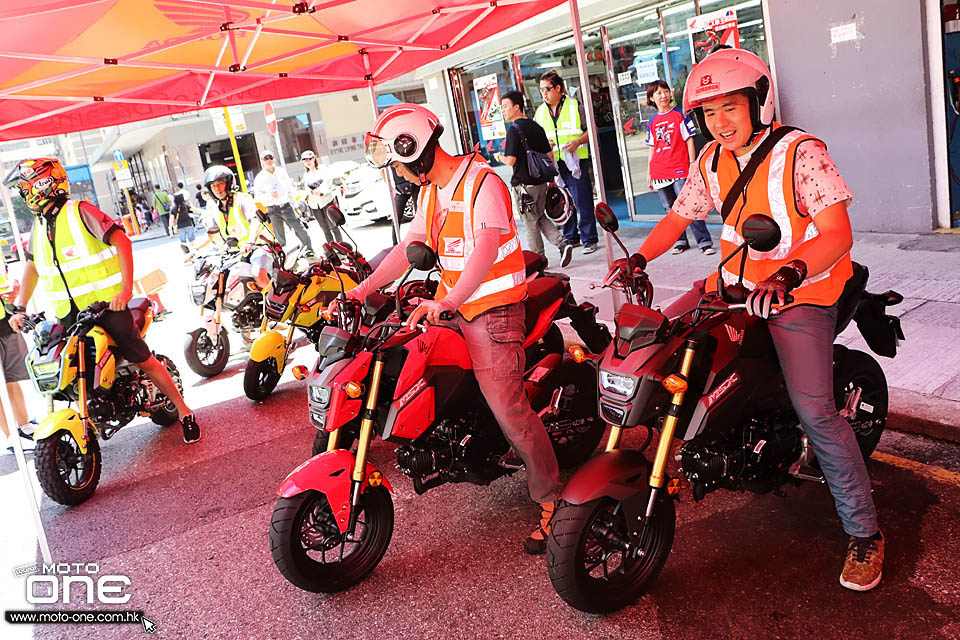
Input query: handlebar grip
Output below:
<box><xmin>783</xmin><ymin>293</ymin><xmax>795</xmax><ymax>305</ymax></box>
<box><xmin>700</xmin><ymin>304</ymin><xmax>730</xmax><ymax>312</ymax></box>
<box><xmin>439</xmin><ymin>310</ymin><xmax>455</xmax><ymax>321</ymax></box>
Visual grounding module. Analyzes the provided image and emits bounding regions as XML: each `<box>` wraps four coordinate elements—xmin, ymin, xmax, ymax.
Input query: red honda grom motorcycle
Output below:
<box><xmin>545</xmin><ymin>204</ymin><xmax>904</xmax><ymax>613</ymax></box>
<box><xmin>270</xmin><ymin>242</ymin><xmax>611</xmax><ymax>593</ymax></box>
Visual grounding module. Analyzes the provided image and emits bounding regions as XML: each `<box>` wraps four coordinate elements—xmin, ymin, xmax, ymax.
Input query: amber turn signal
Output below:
<box><xmin>291</xmin><ymin>365</ymin><xmax>309</xmax><ymax>380</ymax></box>
<box><xmin>568</xmin><ymin>345</ymin><xmax>587</xmax><ymax>364</ymax></box>
<box><xmin>662</xmin><ymin>374</ymin><xmax>688</xmax><ymax>394</ymax></box>
<box><xmin>343</xmin><ymin>381</ymin><xmax>364</xmax><ymax>399</ymax></box>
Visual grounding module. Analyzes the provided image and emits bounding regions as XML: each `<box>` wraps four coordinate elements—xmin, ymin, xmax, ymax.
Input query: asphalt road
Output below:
<box><xmin>2</xmin><ymin>221</ymin><xmax>959</xmax><ymax>640</ymax></box>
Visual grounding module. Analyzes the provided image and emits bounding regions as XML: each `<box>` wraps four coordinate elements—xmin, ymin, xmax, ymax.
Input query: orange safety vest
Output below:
<box><xmin>421</xmin><ymin>154</ymin><xmax>527</xmax><ymax>321</ymax></box>
<box><xmin>698</xmin><ymin>123</ymin><xmax>852</xmax><ymax>308</ymax></box>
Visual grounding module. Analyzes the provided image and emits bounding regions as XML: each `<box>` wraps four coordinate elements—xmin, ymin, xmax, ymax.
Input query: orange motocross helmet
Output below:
<box><xmin>17</xmin><ymin>158</ymin><xmax>69</xmax><ymax>212</ymax></box>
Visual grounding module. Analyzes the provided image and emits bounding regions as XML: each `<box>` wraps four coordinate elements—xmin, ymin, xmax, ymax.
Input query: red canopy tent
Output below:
<box><xmin>0</xmin><ymin>0</ymin><xmax>575</xmax><ymax>141</ymax></box>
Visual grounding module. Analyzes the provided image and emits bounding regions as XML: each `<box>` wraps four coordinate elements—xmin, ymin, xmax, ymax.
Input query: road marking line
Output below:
<box><xmin>873</xmin><ymin>451</ymin><xmax>960</xmax><ymax>487</ymax></box>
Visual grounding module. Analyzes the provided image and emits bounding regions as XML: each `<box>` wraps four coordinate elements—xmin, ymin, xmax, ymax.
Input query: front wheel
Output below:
<box><xmin>834</xmin><ymin>346</ymin><xmax>888</xmax><ymax>458</ymax></box>
<box><xmin>184</xmin><ymin>327</ymin><xmax>230</xmax><ymax>377</ymax></box>
<box><xmin>547</xmin><ymin>495</ymin><xmax>675</xmax><ymax>613</ymax></box>
<box><xmin>244</xmin><ymin>357</ymin><xmax>282</xmax><ymax>401</ymax></box>
<box><xmin>270</xmin><ymin>487</ymin><xmax>394</xmax><ymax>593</ymax></box>
<box><xmin>34</xmin><ymin>431</ymin><xmax>102</xmax><ymax>506</ymax></box>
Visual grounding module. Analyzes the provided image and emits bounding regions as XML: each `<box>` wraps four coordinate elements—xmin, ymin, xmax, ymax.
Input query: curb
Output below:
<box><xmin>887</xmin><ymin>388</ymin><xmax>960</xmax><ymax>445</ymax></box>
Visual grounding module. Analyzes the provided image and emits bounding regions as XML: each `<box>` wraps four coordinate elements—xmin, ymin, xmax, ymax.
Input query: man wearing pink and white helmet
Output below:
<box><xmin>357</xmin><ymin>104</ymin><xmax>563</xmax><ymax>555</ymax></box>
<box><xmin>612</xmin><ymin>48</ymin><xmax>883</xmax><ymax>591</ymax></box>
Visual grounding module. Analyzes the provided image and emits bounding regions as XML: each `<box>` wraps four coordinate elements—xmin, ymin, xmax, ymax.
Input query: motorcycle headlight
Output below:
<box><xmin>309</xmin><ymin>385</ymin><xmax>330</xmax><ymax>407</ymax></box>
<box><xmin>599</xmin><ymin>371</ymin><xmax>637</xmax><ymax>397</ymax></box>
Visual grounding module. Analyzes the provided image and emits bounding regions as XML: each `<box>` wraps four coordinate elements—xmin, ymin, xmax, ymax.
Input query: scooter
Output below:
<box><xmin>23</xmin><ymin>301</ymin><xmax>183</xmax><ymax>505</ymax></box>
<box><xmin>268</xmin><ymin>242</ymin><xmax>611</xmax><ymax>593</ymax></box>
<box><xmin>544</xmin><ymin>204</ymin><xmax>905</xmax><ymax>613</ymax></box>
<box><xmin>183</xmin><ymin>239</ymin><xmax>267</xmax><ymax>377</ymax></box>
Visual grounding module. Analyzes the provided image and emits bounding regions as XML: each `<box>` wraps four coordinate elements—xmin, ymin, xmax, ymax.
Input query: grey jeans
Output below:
<box><xmin>268</xmin><ymin>203</ymin><xmax>313</xmax><ymax>250</ymax></box>
<box><xmin>310</xmin><ymin>203</ymin><xmax>343</xmax><ymax>250</ymax></box>
<box><xmin>458</xmin><ymin>302</ymin><xmax>562</xmax><ymax>504</ymax></box>
<box><xmin>666</xmin><ymin>286</ymin><xmax>878</xmax><ymax>538</ymax></box>
<box><xmin>512</xmin><ymin>183</ymin><xmax>565</xmax><ymax>257</ymax></box>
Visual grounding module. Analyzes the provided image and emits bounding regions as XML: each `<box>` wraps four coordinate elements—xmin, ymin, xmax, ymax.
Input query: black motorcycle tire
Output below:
<box><xmin>149</xmin><ymin>355</ymin><xmax>183</xmax><ymax>427</ymax></box>
<box><xmin>834</xmin><ymin>346</ymin><xmax>888</xmax><ymax>459</ymax></box>
<box><xmin>547</xmin><ymin>495</ymin><xmax>675</xmax><ymax>613</ymax></box>
<box><xmin>35</xmin><ymin>431</ymin><xmax>102</xmax><ymax>506</ymax></box>
<box><xmin>244</xmin><ymin>357</ymin><xmax>282</xmax><ymax>401</ymax></box>
<box><xmin>270</xmin><ymin>487</ymin><xmax>394</xmax><ymax>593</ymax></box>
<box><xmin>311</xmin><ymin>426</ymin><xmax>358</xmax><ymax>457</ymax></box>
<box><xmin>184</xmin><ymin>327</ymin><xmax>230</xmax><ymax>377</ymax></box>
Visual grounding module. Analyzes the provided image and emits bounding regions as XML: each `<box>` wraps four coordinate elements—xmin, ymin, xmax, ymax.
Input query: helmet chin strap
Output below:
<box><xmin>742</xmin><ymin>124</ymin><xmax>771</xmax><ymax>150</ymax></box>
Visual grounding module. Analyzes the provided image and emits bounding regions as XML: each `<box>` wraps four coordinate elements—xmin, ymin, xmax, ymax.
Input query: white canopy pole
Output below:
<box><xmin>364</xmin><ymin>51</ymin><xmax>402</xmax><ymax>245</ymax></box>
<box><xmin>568</xmin><ymin>0</ymin><xmax>618</xmax><ymax>314</ymax></box>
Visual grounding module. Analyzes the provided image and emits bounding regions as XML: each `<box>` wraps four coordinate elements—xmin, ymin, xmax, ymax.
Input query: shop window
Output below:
<box><xmin>376</xmin><ymin>88</ymin><xmax>428</xmax><ymax>113</ymax></box>
<box><xmin>457</xmin><ymin>58</ymin><xmax>516</xmax><ymax>165</ymax></box>
<box><xmin>278</xmin><ymin>113</ymin><xmax>316</xmax><ymax>164</ymax></box>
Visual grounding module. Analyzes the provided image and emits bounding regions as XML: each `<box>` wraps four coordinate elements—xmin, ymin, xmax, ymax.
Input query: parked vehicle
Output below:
<box><xmin>243</xmin><ymin>213</ymin><xmax>371</xmax><ymax>401</ymax></box>
<box><xmin>183</xmin><ymin>241</ymin><xmax>267</xmax><ymax>377</ymax></box>
<box><xmin>22</xmin><ymin>301</ymin><xmax>183</xmax><ymax>505</ymax></box>
<box><xmin>268</xmin><ymin>241</ymin><xmax>611</xmax><ymax>593</ymax></box>
<box><xmin>0</xmin><ymin>219</ymin><xmax>27</xmax><ymax>263</ymax></box>
<box><xmin>544</xmin><ymin>204</ymin><xmax>905</xmax><ymax>613</ymax></box>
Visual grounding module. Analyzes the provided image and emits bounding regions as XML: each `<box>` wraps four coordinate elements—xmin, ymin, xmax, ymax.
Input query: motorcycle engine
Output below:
<box><xmin>680</xmin><ymin>416</ymin><xmax>802</xmax><ymax>500</ymax></box>
<box><xmin>88</xmin><ymin>374</ymin><xmax>141</xmax><ymax>434</ymax></box>
<box><xmin>231</xmin><ymin>299</ymin><xmax>263</xmax><ymax>332</ymax></box>
<box><xmin>395</xmin><ymin>417</ymin><xmax>504</xmax><ymax>494</ymax></box>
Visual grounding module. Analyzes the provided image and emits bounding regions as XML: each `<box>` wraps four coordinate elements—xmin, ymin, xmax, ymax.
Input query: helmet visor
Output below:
<box><xmin>364</xmin><ymin>132</ymin><xmax>392</xmax><ymax>169</ymax></box>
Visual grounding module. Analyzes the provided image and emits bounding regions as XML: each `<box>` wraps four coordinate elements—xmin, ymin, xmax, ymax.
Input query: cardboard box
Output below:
<box><xmin>133</xmin><ymin>269</ymin><xmax>168</xmax><ymax>295</ymax></box>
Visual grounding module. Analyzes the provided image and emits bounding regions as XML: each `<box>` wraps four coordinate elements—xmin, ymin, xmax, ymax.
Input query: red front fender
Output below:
<box><xmin>277</xmin><ymin>449</ymin><xmax>394</xmax><ymax>533</ymax></box>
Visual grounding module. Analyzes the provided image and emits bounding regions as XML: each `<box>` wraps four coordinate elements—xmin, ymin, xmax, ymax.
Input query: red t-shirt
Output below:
<box><xmin>645</xmin><ymin>108</ymin><xmax>697</xmax><ymax>180</ymax></box>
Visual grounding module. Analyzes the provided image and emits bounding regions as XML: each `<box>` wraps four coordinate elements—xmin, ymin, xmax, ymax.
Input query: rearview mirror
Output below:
<box><xmin>594</xmin><ymin>202</ymin><xmax>619</xmax><ymax>233</ymax></box>
<box><xmin>405</xmin><ymin>241</ymin><xmax>437</xmax><ymax>271</ymax></box>
<box><xmin>741</xmin><ymin>214</ymin><xmax>781</xmax><ymax>252</ymax></box>
<box><xmin>326</xmin><ymin>206</ymin><xmax>345</xmax><ymax>228</ymax></box>
<box><xmin>226</xmin><ymin>236</ymin><xmax>240</xmax><ymax>249</ymax></box>
<box><xmin>254</xmin><ymin>202</ymin><xmax>269</xmax><ymax>223</ymax></box>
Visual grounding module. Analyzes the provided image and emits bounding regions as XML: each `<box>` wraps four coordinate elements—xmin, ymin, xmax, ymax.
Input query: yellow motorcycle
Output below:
<box><xmin>23</xmin><ymin>300</ymin><xmax>182</xmax><ymax>505</ymax></box>
<box><xmin>243</xmin><ymin>240</ymin><xmax>369</xmax><ymax>400</ymax></box>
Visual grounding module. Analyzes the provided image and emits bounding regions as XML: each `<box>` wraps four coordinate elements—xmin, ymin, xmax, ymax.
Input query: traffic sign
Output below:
<box><xmin>113</xmin><ymin>160</ymin><xmax>134</xmax><ymax>188</ymax></box>
<box><xmin>210</xmin><ymin>106</ymin><xmax>246</xmax><ymax>136</ymax></box>
<box><xmin>113</xmin><ymin>149</ymin><xmax>123</xmax><ymax>162</ymax></box>
<box><xmin>264</xmin><ymin>102</ymin><xmax>277</xmax><ymax>136</ymax></box>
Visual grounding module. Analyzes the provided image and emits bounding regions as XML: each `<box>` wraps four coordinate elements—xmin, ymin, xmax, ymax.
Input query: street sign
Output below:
<box><xmin>264</xmin><ymin>102</ymin><xmax>277</xmax><ymax>135</ymax></box>
<box><xmin>210</xmin><ymin>106</ymin><xmax>246</xmax><ymax>136</ymax></box>
<box><xmin>113</xmin><ymin>149</ymin><xmax>123</xmax><ymax>162</ymax></box>
<box><xmin>113</xmin><ymin>160</ymin><xmax>134</xmax><ymax>188</ymax></box>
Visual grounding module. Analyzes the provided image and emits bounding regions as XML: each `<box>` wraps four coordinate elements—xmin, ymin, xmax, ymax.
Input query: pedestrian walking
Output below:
<box><xmin>170</xmin><ymin>192</ymin><xmax>196</xmax><ymax>245</ymax></box>
<box><xmin>0</xmin><ymin>279</ymin><xmax>34</xmax><ymax>454</ymax></box>
<box><xmin>500</xmin><ymin>90</ymin><xmax>572</xmax><ymax>268</ymax></box>
<box><xmin>254</xmin><ymin>149</ymin><xmax>314</xmax><ymax>255</ymax></box>
<box><xmin>152</xmin><ymin>184</ymin><xmax>172</xmax><ymax>236</ymax></box>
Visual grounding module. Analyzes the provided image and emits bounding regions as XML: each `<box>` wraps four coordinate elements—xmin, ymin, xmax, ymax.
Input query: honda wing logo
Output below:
<box><xmin>157</xmin><ymin>2</ymin><xmax>251</xmax><ymax>31</ymax></box>
<box><xmin>724</xmin><ymin>324</ymin><xmax>744</xmax><ymax>344</ymax></box>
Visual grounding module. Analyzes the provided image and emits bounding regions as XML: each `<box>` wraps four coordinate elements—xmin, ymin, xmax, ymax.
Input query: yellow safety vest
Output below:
<box><xmin>535</xmin><ymin>96</ymin><xmax>588</xmax><ymax>160</ymax></box>
<box><xmin>214</xmin><ymin>194</ymin><xmax>256</xmax><ymax>243</ymax></box>
<box><xmin>32</xmin><ymin>200</ymin><xmax>123</xmax><ymax>319</ymax></box>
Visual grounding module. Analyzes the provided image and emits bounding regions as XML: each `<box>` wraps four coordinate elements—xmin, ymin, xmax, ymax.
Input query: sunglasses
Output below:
<box><xmin>263</xmin><ymin>155</ymin><xmax>274</xmax><ymax>160</ymax></box>
<box><xmin>539</xmin><ymin>85</ymin><xmax>557</xmax><ymax>93</ymax></box>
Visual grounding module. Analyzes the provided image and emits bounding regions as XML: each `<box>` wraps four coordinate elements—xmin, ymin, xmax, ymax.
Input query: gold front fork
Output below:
<box><xmin>76</xmin><ymin>339</ymin><xmax>92</xmax><ymax>444</ymax></box>
<box><xmin>325</xmin><ymin>427</ymin><xmax>340</xmax><ymax>451</ymax></box>
<box><xmin>645</xmin><ymin>340</ymin><xmax>697</xmax><ymax>518</ymax></box>
<box><xmin>605</xmin><ymin>426</ymin><xmax>623</xmax><ymax>452</ymax></box>
<box><xmin>215</xmin><ymin>272</ymin><xmax>224</xmax><ymax>328</ymax></box>
<box><xmin>346</xmin><ymin>354</ymin><xmax>386</xmax><ymax>533</ymax></box>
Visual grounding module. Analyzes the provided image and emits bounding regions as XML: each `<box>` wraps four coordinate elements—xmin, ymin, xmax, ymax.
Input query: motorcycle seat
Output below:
<box><xmin>835</xmin><ymin>262</ymin><xmax>868</xmax><ymax>335</ymax></box>
<box><xmin>523</xmin><ymin>250</ymin><xmax>547</xmax><ymax>278</ymax></box>
<box><xmin>127</xmin><ymin>297</ymin><xmax>152</xmax><ymax>332</ymax></box>
<box><xmin>524</xmin><ymin>277</ymin><xmax>567</xmax><ymax>335</ymax></box>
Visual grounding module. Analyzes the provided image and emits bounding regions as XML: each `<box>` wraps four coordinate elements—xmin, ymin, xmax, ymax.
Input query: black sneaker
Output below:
<box><xmin>559</xmin><ymin>243</ymin><xmax>573</xmax><ymax>268</ymax></box>
<box><xmin>181</xmin><ymin>414</ymin><xmax>201</xmax><ymax>444</ymax></box>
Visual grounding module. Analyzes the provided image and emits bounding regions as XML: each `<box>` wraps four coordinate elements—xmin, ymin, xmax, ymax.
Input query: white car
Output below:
<box><xmin>335</xmin><ymin>163</ymin><xmax>399</xmax><ymax>228</ymax></box>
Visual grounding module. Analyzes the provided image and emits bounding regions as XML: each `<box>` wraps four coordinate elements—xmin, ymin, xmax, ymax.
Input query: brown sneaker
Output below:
<box><xmin>523</xmin><ymin>500</ymin><xmax>557</xmax><ymax>555</ymax></box>
<box><xmin>840</xmin><ymin>531</ymin><xmax>884</xmax><ymax>591</ymax></box>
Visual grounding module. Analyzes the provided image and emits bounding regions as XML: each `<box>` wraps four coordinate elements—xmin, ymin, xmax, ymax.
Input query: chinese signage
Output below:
<box><xmin>328</xmin><ymin>133</ymin><xmax>365</xmax><ymax>158</ymax></box>
<box><xmin>472</xmin><ymin>73</ymin><xmax>506</xmax><ymax>140</ymax></box>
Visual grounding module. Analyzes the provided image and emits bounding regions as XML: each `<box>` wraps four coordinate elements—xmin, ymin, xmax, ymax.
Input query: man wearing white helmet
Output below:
<box><xmin>612</xmin><ymin>49</ymin><xmax>883</xmax><ymax>591</ymax></box>
<box><xmin>353</xmin><ymin>103</ymin><xmax>563</xmax><ymax>555</ymax></box>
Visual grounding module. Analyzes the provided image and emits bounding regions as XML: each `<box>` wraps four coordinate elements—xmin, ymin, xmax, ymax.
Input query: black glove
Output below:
<box><xmin>610</xmin><ymin>252</ymin><xmax>647</xmax><ymax>277</ymax></box>
<box><xmin>746</xmin><ymin>260</ymin><xmax>807</xmax><ymax>318</ymax></box>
